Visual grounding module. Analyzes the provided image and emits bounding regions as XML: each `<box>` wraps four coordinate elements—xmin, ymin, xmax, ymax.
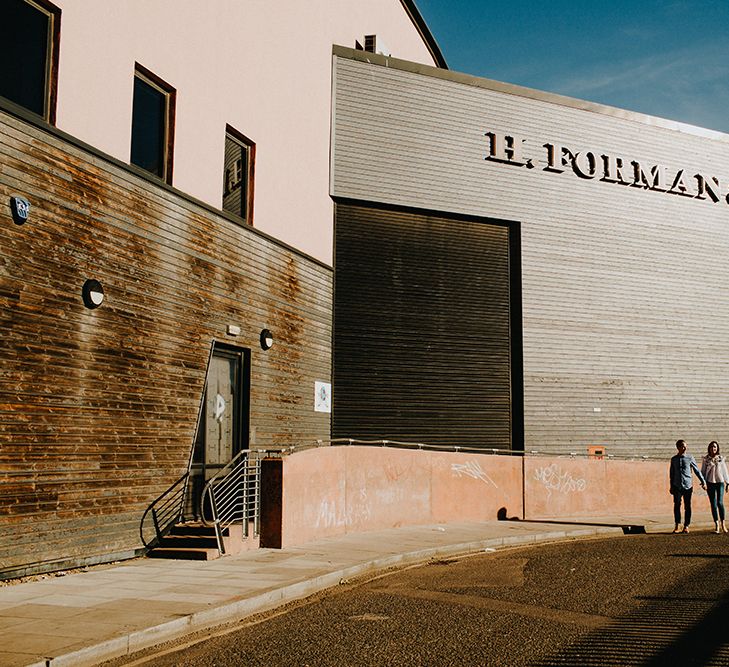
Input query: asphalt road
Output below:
<box><xmin>111</xmin><ymin>531</ymin><xmax>729</xmax><ymax>667</ymax></box>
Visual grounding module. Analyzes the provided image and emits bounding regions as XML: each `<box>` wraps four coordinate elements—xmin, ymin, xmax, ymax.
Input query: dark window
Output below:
<box><xmin>0</xmin><ymin>0</ymin><xmax>60</xmax><ymax>122</ymax></box>
<box><xmin>222</xmin><ymin>126</ymin><xmax>255</xmax><ymax>224</ymax></box>
<box><xmin>130</xmin><ymin>64</ymin><xmax>175</xmax><ymax>183</ymax></box>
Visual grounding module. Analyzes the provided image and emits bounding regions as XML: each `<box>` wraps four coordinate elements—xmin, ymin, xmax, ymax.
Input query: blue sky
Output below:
<box><xmin>415</xmin><ymin>1</ymin><xmax>729</xmax><ymax>134</ymax></box>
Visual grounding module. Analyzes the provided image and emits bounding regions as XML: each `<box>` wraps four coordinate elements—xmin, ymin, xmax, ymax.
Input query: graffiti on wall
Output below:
<box><xmin>533</xmin><ymin>463</ymin><xmax>587</xmax><ymax>497</ymax></box>
<box><xmin>451</xmin><ymin>460</ymin><xmax>498</xmax><ymax>488</ymax></box>
<box><xmin>314</xmin><ymin>489</ymin><xmax>371</xmax><ymax>529</ymax></box>
<box><xmin>384</xmin><ymin>461</ymin><xmax>410</xmax><ymax>482</ymax></box>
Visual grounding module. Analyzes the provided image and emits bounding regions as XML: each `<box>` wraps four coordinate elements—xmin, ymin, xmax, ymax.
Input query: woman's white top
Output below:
<box><xmin>701</xmin><ymin>454</ymin><xmax>729</xmax><ymax>484</ymax></box>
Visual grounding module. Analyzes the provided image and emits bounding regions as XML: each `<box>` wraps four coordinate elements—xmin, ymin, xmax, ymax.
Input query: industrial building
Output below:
<box><xmin>2</xmin><ymin>0</ymin><xmax>728</xmax><ymax>577</ymax></box>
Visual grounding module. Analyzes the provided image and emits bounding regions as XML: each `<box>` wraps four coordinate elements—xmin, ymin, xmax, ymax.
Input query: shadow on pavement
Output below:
<box><xmin>668</xmin><ymin>553</ymin><xmax>729</xmax><ymax>559</ymax></box>
<box><xmin>532</xmin><ymin>547</ymin><xmax>729</xmax><ymax>666</ymax></box>
<box><xmin>502</xmin><ymin>515</ymin><xmax>647</xmax><ymax>534</ymax></box>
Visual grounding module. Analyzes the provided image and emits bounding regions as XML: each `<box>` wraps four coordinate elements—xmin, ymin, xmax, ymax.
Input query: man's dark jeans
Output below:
<box><xmin>672</xmin><ymin>487</ymin><xmax>693</xmax><ymax>526</ymax></box>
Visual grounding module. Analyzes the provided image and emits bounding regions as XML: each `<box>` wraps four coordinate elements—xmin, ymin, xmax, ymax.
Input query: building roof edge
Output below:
<box><xmin>399</xmin><ymin>0</ymin><xmax>448</xmax><ymax>69</ymax></box>
<box><xmin>332</xmin><ymin>46</ymin><xmax>729</xmax><ymax>144</ymax></box>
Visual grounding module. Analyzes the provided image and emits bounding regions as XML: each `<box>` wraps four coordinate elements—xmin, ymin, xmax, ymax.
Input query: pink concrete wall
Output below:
<box><xmin>344</xmin><ymin>448</ymin><xmax>432</xmax><ymax>531</ymax></box>
<box><xmin>48</xmin><ymin>1</ymin><xmax>437</xmax><ymax>265</ymax></box>
<box><xmin>278</xmin><ymin>446</ymin><xmax>523</xmax><ymax>547</ymax></box>
<box><xmin>430</xmin><ymin>452</ymin><xmax>523</xmax><ymax>523</ymax></box>
<box><xmin>524</xmin><ymin>456</ymin><xmax>667</xmax><ymax>520</ymax></box>
<box><xmin>280</xmin><ymin>447</ymin><xmax>348</xmax><ymax>545</ymax></box>
<box><xmin>276</xmin><ymin>449</ymin><xmax>686</xmax><ymax>548</ymax></box>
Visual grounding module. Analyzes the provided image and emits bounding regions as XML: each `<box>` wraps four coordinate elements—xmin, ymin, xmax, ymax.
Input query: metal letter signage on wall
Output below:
<box><xmin>484</xmin><ymin>131</ymin><xmax>729</xmax><ymax>206</ymax></box>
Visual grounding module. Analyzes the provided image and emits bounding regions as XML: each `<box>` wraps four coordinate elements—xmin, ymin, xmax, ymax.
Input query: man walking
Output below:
<box><xmin>670</xmin><ymin>439</ymin><xmax>706</xmax><ymax>533</ymax></box>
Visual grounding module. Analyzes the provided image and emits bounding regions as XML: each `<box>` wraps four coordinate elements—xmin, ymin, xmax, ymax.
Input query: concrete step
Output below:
<box><xmin>146</xmin><ymin>547</ymin><xmax>220</xmax><ymax>561</ymax></box>
<box><xmin>158</xmin><ymin>534</ymin><xmax>220</xmax><ymax>549</ymax></box>
<box><xmin>169</xmin><ymin>522</ymin><xmax>226</xmax><ymax>537</ymax></box>
<box><xmin>147</xmin><ymin>521</ymin><xmax>222</xmax><ymax>560</ymax></box>
<box><xmin>146</xmin><ymin>522</ymin><xmax>252</xmax><ymax>559</ymax></box>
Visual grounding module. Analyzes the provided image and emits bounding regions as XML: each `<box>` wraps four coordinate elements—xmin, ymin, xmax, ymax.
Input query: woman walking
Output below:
<box><xmin>701</xmin><ymin>441</ymin><xmax>729</xmax><ymax>533</ymax></box>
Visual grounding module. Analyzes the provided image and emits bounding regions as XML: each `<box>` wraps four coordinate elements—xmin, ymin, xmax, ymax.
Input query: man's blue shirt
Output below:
<box><xmin>670</xmin><ymin>453</ymin><xmax>705</xmax><ymax>490</ymax></box>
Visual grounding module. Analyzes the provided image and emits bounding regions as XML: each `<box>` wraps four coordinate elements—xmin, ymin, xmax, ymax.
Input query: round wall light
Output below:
<box><xmin>82</xmin><ymin>279</ymin><xmax>105</xmax><ymax>309</ymax></box>
<box><xmin>260</xmin><ymin>328</ymin><xmax>274</xmax><ymax>350</ymax></box>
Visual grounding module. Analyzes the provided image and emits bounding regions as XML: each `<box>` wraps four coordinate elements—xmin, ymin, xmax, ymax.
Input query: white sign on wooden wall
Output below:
<box><xmin>314</xmin><ymin>381</ymin><xmax>331</xmax><ymax>413</ymax></box>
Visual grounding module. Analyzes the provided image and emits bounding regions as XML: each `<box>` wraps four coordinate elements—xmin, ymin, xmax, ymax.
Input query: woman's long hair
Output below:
<box><xmin>708</xmin><ymin>441</ymin><xmax>721</xmax><ymax>457</ymax></box>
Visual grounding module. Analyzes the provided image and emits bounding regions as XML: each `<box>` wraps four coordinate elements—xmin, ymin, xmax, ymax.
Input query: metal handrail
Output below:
<box><xmin>270</xmin><ymin>438</ymin><xmax>668</xmax><ymax>461</ymax></box>
<box><xmin>200</xmin><ymin>449</ymin><xmax>262</xmax><ymax>554</ymax></box>
<box><xmin>139</xmin><ymin>472</ymin><xmax>190</xmax><ymax>549</ymax></box>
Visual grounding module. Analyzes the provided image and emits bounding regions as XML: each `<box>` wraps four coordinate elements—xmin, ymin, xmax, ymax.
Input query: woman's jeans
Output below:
<box><xmin>672</xmin><ymin>487</ymin><xmax>693</xmax><ymax>526</ymax></box>
<box><xmin>707</xmin><ymin>482</ymin><xmax>726</xmax><ymax>522</ymax></box>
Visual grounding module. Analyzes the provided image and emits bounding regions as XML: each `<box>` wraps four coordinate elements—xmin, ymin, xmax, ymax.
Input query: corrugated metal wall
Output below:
<box><xmin>333</xmin><ymin>202</ymin><xmax>517</xmax><ymax>449</ymax></box>
<box><xmin>0</xmin><ymin>107</ymin><xmax>332</xmax><ymax>577</ymax></box>
<box><xmin>331</xmin><ymin>48</ymin><xmax>729</xmax><ymax>456</ymax></box>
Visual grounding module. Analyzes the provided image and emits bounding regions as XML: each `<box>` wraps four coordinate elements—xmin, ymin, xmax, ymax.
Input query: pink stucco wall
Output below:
<box><xmin>274</xmin><ymin>448</ymin><xmax>686</xmax><ymax>548</ymax></box>
<box><xmin>48</xmin><ymin>1</ymin><xmax>437</xmax><ymax>266</ymax></box>
<box><xmin>524</xmin><ymin>456</ymin><xmax>668</xmax><ymax>520</ymax></box>
<box><xmin>430</xmin><ymin>452</ymin><xmax>523</xmax><ymax>523</ymax></box>
<box><xmin>277</xmin><ymin>447</ymin><xmax>523</xmax><ymax>547</ymax></box>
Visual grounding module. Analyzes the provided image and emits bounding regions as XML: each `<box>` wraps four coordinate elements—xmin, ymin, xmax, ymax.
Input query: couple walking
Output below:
<box><xmin>670</xmin><ymin>439</ymin><xmax>729</xmax><ymax>534</ymax></box>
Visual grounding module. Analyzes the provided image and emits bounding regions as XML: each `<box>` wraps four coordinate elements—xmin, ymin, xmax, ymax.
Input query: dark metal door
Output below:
<box><xmin>332</xmin><ymin>201</ymin><xmax>523</xmax><ymax>451</ymax></box>
<box><xmin>203</xmin><ymin>351</ymin><xmax>239</xmax><ymax>476</ymax></box>
<box><xmin>189</xmin><ymin>344</ymin><xmax>250</xmax><ymax>519</ymax></box>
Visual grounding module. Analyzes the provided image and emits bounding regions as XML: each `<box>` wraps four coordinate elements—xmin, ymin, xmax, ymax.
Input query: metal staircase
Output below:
<box><xmin>140</xmin><ymin>449</ymin><xmax>262</xmax><ymax>560</ymax></box>
<box><xmin>146</xmin><ymin>522</ymin><xmax>241</xmax><ymax>561</ymax></box>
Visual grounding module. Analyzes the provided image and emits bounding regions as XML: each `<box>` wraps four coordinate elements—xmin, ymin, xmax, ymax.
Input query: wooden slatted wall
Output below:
<box><xmin>0</xmin><ymin>107</ymin><xmax>332</xmax><ymax>577</ymax></box>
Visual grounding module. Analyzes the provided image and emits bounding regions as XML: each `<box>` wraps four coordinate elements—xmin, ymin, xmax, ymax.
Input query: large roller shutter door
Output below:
<box><xmin>333</xmin><ymin>202</ymin><xmax>517</xmax><ymax>450</ymax></box>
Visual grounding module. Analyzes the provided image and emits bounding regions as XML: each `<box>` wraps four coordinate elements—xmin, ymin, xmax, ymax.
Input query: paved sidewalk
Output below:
<box><xmin>0</xmin><ymin>514</ymin><xmax>700</xmax><ymax>667</ymax></box>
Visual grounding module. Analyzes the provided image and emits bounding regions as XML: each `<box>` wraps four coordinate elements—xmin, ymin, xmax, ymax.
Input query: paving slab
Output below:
<box><xmin>0</xmin><ymin>514</ymin><xmax>705</xmax><ymax>667</ymax></box>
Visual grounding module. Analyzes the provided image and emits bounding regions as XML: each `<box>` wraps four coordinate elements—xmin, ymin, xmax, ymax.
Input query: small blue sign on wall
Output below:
<box><xmin>10</xmin><ymin>196</ymin><xmax>30</xmax><ymax>225</ymax></box>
